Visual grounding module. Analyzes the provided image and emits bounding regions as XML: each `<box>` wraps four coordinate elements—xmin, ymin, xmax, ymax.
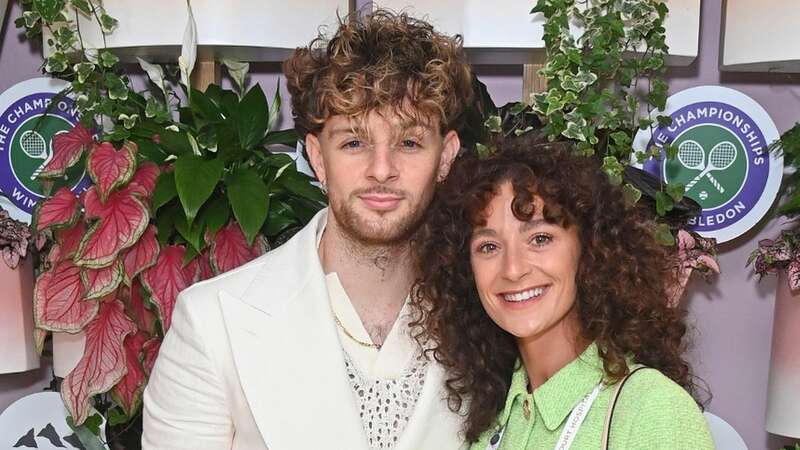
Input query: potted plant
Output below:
<box><xmin>17</xmin><ymin>1</ymin><xmax>325</xmax><ymax>447</ymax></box>
<box><xmin>0</xmin><ymin>203</ymin><xmax>40</xmax><ymax>374</ymax></box>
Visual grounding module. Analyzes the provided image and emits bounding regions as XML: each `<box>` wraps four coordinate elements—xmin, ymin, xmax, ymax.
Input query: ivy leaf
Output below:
<box><xmin>622</xmin><ymin>183</ymin><xmax>642</xmax><ymax>206</ymax></box>
<box><xmin>71</xmin><ymin>0</ymin><xmax>92</xmax><ymax>15</ymax></box>
<box><xmin>653</xmin><ymin>222</ymin><xmax>675</xmax><ymax>246</ymax></box>
<box><xmin>33</xmin><ymin>0</ymin><xmax>66</xmax><ymax>22</ymax></box>
<box><xmin>99</xmin><ymin>12</ymin><xmax>118</xmax><ymax>33</ymax></box>
<box><xmin>73</xmin><ymin>62</ymin><xmax>95</xmax><ymax>83</ymax></box>
<box><xmin>45</xmin><ymin>52</ymin><xmax>69</xmax><ymax>73</ymax></box>
<box><xmin>107</xmin><ymin>407</ymin><xmax>129</xmax><ymax>427</ymax></box>
<box><xmin>655</xmin><ymin>191</ymin><xmax>674</xmax><ymax>216</ymax></box>
<box><xmin>105</xmin><ymin>73</ymin><xmax>128</xmax><ymax>100</ymax></box>
<box><xmin>476</xmin><ymin>143</ymin><xmax>492</xmax><ymax>159</ymax></box>
<box><xmin>100</xmin><ymin>51</ymin><xmax>120</xmax><ymax>68</ymax></box>
<box><xmin>484</xmin><ymin>115</ymin><xmax>502</xmax><ymax>133</ymax></box>
<box><xmin>601</xmin><ymin>156</ymin><xmax>624</xmax><ymax>186</ymax></box>
<box><xmin>656</xmin><ymin>115</ymin><xmax>673</xmax><ymax>127</ymax></box>
<box><xmin>666</xmin><ymin>182</ymin><xmax>685</xmax><ymax>203</ymax></box>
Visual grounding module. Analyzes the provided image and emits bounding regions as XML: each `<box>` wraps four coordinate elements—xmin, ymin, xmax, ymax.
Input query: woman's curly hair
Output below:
<box><xmin>411</xmin><ymin>133</ymin><xmax>701</xmax><ymax>442</ymax></box>
<box><xmin>282</xmin><ymin>10</ymin><xmax>475</xmax><ymax>137</ymax></box>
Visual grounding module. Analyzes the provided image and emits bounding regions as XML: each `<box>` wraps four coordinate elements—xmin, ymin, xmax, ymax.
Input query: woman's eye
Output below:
<box><xmin>531</xmin><ymin>234</ymin><xmax>552</xmax><ymax>246</ymax></box>
<box><xmin>477</xmin><ymin>242</ymin><xmax>498</xmax><ymax>254</ymax></box>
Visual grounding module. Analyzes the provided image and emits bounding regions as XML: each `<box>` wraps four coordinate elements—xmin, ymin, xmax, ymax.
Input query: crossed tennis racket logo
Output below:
<box><xmin>676</xmin><ymin>139</ymin><xmax>738</xmax><ymax>195</ymax></box>
<box><xmin>19</xmin><ymin>129</ymin><xmax>67</xmax><ymax>181</ymax></box>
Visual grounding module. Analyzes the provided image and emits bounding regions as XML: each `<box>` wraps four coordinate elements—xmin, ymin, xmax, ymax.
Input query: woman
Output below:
<box><xmin>412</xmin><ymin>133</ymin><xmax>715</xmax><ymax>449</ymax></box>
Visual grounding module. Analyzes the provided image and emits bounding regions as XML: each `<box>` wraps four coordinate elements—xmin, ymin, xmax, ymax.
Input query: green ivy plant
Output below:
<box><xmin>511</xmin><ymin>0</ymin><xmax>688</xmax><ymax>244</ymax></box>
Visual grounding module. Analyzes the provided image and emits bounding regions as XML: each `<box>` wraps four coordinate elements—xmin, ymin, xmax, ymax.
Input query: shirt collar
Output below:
<box><xmin>499</xmin><ymin>342</ymin><xmax>606</xmax><ymax>431</ymax></box>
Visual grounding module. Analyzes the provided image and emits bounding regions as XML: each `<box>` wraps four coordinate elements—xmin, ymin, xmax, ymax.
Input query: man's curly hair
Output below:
<box><xmin>411</xmin><ymin>133</ymin><xmax>702</xmax><ymax>442</ymax></box>
<box><xmin>282</xmin><ymin>10</ymin><xmax>475</xmax><ymax>137</ymax></box>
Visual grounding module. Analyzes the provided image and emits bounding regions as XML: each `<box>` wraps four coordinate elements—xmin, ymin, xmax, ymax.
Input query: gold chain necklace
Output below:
<box><xmin>333</xmin><ymin>313</ymin><xmax>382</xmax><ymax>350</ymax></box>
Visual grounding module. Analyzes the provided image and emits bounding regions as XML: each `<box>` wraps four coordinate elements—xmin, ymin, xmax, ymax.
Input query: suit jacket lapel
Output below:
<box><xmin>220</xmin><ymin>210</ymin><xmax>369</xmax><ymax>450</ymax></box>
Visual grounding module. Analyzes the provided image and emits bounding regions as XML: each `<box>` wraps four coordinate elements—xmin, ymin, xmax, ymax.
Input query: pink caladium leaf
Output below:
<box><xmin>32</xmin><ymin>187</ymin><xmax>80</xmax><ymax>233</ymax></box>
<box><xmin>142</xmin><ymin>337</ymin><xmax>161</xmax><ymax>375</ymax></box>
<box><xmin>54</xmin><ymin>220</ymin><xmax>87</xmax><ymax>261</ymax></box>
<box><xmin>110</xmin><ymin>331</ymin><xmax>148</xmax><ymax>417</ymax></box>
<box><xmin>61</xmin><ymin>298</ymin><xmax>136</xmax><ymax>425</ymax></box>
<box><xmin>33</xmin><ymin>260</ymin><xmax>98</xmax><ymax>333</ymax></box>
<box><xmin>126</xmin><ymin>280</ymin><xmax>157</xmax><ymax>336</ymax></box>
<box><xmin>198</xmin><ymin>249</ymin><xmax>214</xmax><ymax>281</ymax></box>
<box><xmin>209</xmin><ymin>223</ymin><xmax>268</xmax><ymax>275</ymax></box>
<box><xmin>81</xmin><ymin>259</ymin><xmax>124</xmax><ymax>300</ymax></box>
<box><xmin>39</xmin><ymin>124</ymin><xmax>94</xmax><ymax>178</ymax></box>
<box><xmin>122</xmin><ymin>225</ymin><xmax>160</xmax><ymax>285</ymax></box>
<box><xmin>76</xmin><ymin>187</ymin><xmax>150</xmax><ymax>269</ymax></box>
<box><xmin>34</xmin><ymin>327</ymin><xmax>47</xmax><ymax>356</ymax></box>
<box><xmin>122</xmin><ymin>161</ymin><xmax>160</xmax><ymax>201</ymax></box>
<box><xmin>86</xmin><ymin>141</ymin><xmax>138</xmax><ymax>203</ymax></box>
<box><xmin>141</xmin><ymin>245</ymin><xmax>190</xmax><ymax>332</ymax></box>
<box><xmin>183</xmin><ymin>256</ymin><xmax>201</xmax><ymax>285</ymax></box>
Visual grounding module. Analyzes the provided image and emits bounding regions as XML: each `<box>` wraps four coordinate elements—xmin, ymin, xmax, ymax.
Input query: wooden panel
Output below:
<box><xmin>522</xmin><ymin>64</ymin><xmax>546</xmax><ymax>104</ymax></box>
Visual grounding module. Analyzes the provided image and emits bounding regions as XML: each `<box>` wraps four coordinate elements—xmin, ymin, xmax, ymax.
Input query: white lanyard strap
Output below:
<box><xmin>554</xmin><ymin>383</ymin><xmax>603</xmax><ymax>450</ymax></box>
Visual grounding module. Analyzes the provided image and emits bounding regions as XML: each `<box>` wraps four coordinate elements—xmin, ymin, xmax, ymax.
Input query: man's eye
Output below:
<box><xmin>342</xmin><ymin>140</ymin><xmax>362</xmax><ymax>150</ymax></box>
<box><xmin>400</xmin><ymin>139</ymin><xmax>420</xmax><ymax>149</ymax></box>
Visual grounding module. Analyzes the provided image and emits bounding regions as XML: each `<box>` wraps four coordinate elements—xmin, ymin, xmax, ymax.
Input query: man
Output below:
<box><xmin>142</xmin><ymin>10</ymin><xmax>475</xmax><ymax>450</ymax></box>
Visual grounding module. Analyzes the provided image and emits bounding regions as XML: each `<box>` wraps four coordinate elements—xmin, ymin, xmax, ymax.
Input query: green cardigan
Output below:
<box><xmin>471</xmin><ymin>343</ymin><xmax>715</xmax><ymax>450</ymax></box>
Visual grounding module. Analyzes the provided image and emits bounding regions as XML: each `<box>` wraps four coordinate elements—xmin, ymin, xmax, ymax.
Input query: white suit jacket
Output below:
<box><xmin>142</xmin><ymin>209</ymin><xmax>467</xmax><ymax>450</ymax></box>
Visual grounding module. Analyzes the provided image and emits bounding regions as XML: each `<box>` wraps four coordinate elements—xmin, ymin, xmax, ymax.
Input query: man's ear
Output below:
<box><xmin>305</xmin><ymin>133</ymin><xmax>327</xmax><ymax>184</ymax></box>
<box><xmin>437</xmin><ymin>130</ymin><xmax>461</xmax><ymax>182</ymax></box>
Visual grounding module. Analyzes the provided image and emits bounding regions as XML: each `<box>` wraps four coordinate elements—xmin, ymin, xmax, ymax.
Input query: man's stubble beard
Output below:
<box><xmin>330</xmin><ymin>182</ymin><xmax>436</xmax><ymax>249</ymax></box>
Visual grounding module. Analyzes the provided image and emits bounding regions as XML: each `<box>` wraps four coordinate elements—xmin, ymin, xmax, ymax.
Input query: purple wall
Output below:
<box><xmin>1</xmin><ymin>1</ymin><xmax>798</xmax><ymax>448</ymax></box>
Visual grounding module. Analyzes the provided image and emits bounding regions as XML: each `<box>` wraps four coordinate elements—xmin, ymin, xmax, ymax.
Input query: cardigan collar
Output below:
<box><xmin>500</xmin><ymin>342</ymin><xmax>606</xmax><ymax>431</ymax></box>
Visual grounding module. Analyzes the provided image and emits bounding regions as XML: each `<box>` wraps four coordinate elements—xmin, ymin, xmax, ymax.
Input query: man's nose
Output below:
<box><xmin>366</xmin><ymin>144</ymin><xmax>400</xmax><ymax>183</ymax></box>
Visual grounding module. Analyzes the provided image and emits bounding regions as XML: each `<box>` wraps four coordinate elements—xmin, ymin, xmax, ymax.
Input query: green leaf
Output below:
<box><xmin>159</xmin><ymin>129</ymin><xmax>192</xmax><ymax>155</ymax></box>
<box><xmin>653</xmin><ymin>223</ymin><xmax>675</xmax><ymax>246</ymax></box>
<box><xmin>107</xmin><ymin>407</ymin><xmax>128</xmax><ymax>426</ymax></box>
<box><xmin>174</xmin><ymin>156</ymin><xmax>224</xmax><ymax>223</ymax></box>
<box><xmin>666</xmin><ymin>182</ymin><xmax>685</xmax><ymax>203</ymax></box>
<box><xmin>268</xmin><ymin>80</ymin><xmax>282</xmax><ymax>131</ymax></box>
<box><xmin>174</xmin><ymin>208</ymin><xmax>205</xmax><ymax>251</ymax></box>
<box><xmin>199</xmin><ymin>195</ymin><xmax>230</xmax><ymax>237</ymax></box>
<box><xmin>655</xmin><ymin>191</ymin><xmax>674</xmax><ymax>216</ymax></box>
<box><xmin>100</xmin><ymin>50</ymin><xmax>119</xmax><ymax>68</ymax></box>
<box><xmin>664</xmin><ymin>143</ymin><xmax>679</xmax><ymax>160</ymax></box>
<box><xmin>156</xmin><ymin>201</ymin><xmax>181</xmax><ymax>244</ymax></box>
<box><xmin>83</xmin><ymin>413</ymin><xmax>103</xmax><ymax>436</ymax></box>
<box><xmin>73</xmin><ymin>62</ymin><xmax>95</xmax><ymax>84</ymax></box>
<box><xmin>99</xmin><ymin>12</ymin><xmax>118</xmax><ymax>33</ymax></box>
<box><xmin>65</xmin><ymin>416</ymin><xmax>106</xmax><ymax>450</ymax></box>
<box><xmin>45</xmin><ymin>52</ymin><xmax>69</xmax><ymax>73</ymax></box>
<box><xmin>263</xmin><ymin>129</ymin><xmax>299</xmax><ymax>147</ymax></box>
<box><xmin>105</xmin><ymin>72</ymin><xmax>128</xmax><ymax>100</ymax></box>
<box><xmin>237</xmin><ymin>84</ymin><xmax>269</xmax><ymax>149</ymax></box>
<box><xmin>33</xmin><ymin>0</ymin><xmax>66</xmax><ymax>22</ymax></box>
<box><xmin>476</xmin><ymin>142</ymin><xmax>492</xmax><ymax>159</ymax></box>
<box><xmin>152</xmin><ymin>171</ymin><xmax>178</xmax><ymax>211</ymax></box>
<box><xmin>71</xmin><ymin>0</ymin><xmax>91</xmax><ymax>15</ymax></box>
<box><xmin>220</xmin><ymin>58</ymin><xmax>250</xmax><ymax>95</ymax></box>
<box><xmin>191</xmin><ymin>88</ymin><xmax>224</xmax><ymax>123</ymax></box>
<box><xmin>601</xmin><ymin>156</ymin><xmax>624</xmax><ymax>186</ymax></box>
<box><xmin>226</xmin><ymin>168</ymin><xmax>270</xmax><ymax>245</ymax></box>
<box><xmin>484</xmin><ymin>115</ymin><xmax>502</xmax><ymax>133</ymax></box>
<box><xmin>275</xmin><ymin>169</ymin><xmax>327</xmax><ymax>203</ymax></box>
<box><xmin>622</xmin><ymin>183</ymin><xmax>642</xmax><ymax>206</ymax></box>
